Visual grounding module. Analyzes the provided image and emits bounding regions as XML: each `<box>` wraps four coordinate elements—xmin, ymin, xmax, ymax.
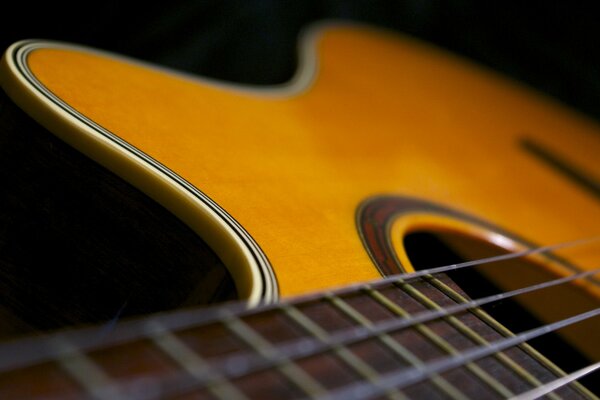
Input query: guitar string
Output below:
<box><xmin>125</xmin><ymin>267</ymin><xmax>600</xmax><ymax>398</ymax></box>
<box><xmin>310</xmin><ymin>307</ymin><xmax>600</xmax><ymax>400</ymax></box>
<box><xmin>0</xmin><ymin>236</ymin><xmax>596</xmax><ymax>373</ymax></box>
<box><xmin>285</xmin><ymin>235</ymin><xmax>600</xmax><ymax>304</ymax></box>
<box><xmin>0</xmin><ymin>237</ymin><xmax>597</xmax><ymax>396</ymax></box>
<box><xmin>409</xmin><ymin>275</ymin><xmax>570</xmax><ymax>399</ymax></box>
<box><xmin>160</xmin><ymin>235</ymin><xmax>599</xmax><ymax>398</ymax></box>
<box><xmin>108</xmin><ymin>299</ymin><xmax>600</xmax><ymax>400</ymax></box>
<box><xmin>362</xmin><ymin>235</ymin><xmax>599</xmax><ymax>398</ymax></box>
<box><xmin>510</xmin><ymin>360</ymin><xmax>600</xmax><ymax>400</ymax></box>
<box><xmin>49</xmin><ymin>273</ymin><xmax>600</xmax><ymax>398</ymax></box>
<box><xmin>0</xmin><ymin>234</ymin><xmax>594</xmax><ymax>377</ymax></box>
<box><xmin>162</xmin><ymin>268</ymin><xmax>600</xmax><ymax>385</ymax></box>
<box><xmin>360</xmin><ymin>284</ymin><xmax>519</xmax><ymax>399</ymax></box>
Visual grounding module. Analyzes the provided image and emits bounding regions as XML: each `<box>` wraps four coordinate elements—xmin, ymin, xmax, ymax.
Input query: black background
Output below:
<box><xmin>2</xmin><ymin>1</ymin><xmax>600</xmax><ymax>123</ymax></box>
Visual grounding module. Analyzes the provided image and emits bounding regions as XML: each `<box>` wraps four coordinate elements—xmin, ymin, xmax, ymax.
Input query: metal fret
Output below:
<box><xmin>282</xmin><ymin>302</ymin><xmax>411</xmax><ymax>400</ymax></box>
<box><xmin>405</xmin><ymin>275</ymin><xmax>568</xmax><ymax>400</ymax></box>
<box><xmin>147</xmin><ymin>321</ymin><xmax>248</xmax><ymax>400</ymax></box>
<box><xmin>366</xmin><ymin>284</ymin><xmax>515</xmax><ymax>398</ymax></box>
<box><xmin>222</xmin><ymin>312</ymin><xmax>328</xmax><ymax>398</ymax></box>
<box><xmin>324</xmin><ymin>292</ymin><xmax>470</xmax><ymax>400</ymax></box>
<box><xmin>312</xmin><ymin>307</ymin><xmax>600</xmax><ymax>400</ymax></box>
<box><xmin>55</xmin><ymin>339</ymin><xmax>124</xmax><ymax>400</ymax></box>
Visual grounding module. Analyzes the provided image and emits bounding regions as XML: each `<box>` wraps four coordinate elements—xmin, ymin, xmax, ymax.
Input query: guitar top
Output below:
<box><xmin>0</xmin><ymin>22</ymin><xmax>599</xmax><ymax>399</ymax></box>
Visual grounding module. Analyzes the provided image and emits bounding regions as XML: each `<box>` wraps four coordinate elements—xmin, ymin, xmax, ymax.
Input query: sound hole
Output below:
<box><xmin>403</xmin><ymin>230</ymin><xmax>598</xmax><ymax>393</ymax></box>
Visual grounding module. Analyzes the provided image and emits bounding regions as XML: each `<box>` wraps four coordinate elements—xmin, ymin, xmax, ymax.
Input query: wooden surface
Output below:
<box><xmin>16</xmin><ymin>24</ymin><xmax>600</xmax><ymax>298</ymax></box>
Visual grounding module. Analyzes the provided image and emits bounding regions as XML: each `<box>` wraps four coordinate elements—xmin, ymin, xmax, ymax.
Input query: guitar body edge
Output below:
<box><xmin>0</xmin><ymin>41</ymin><xmax>279</xmax><ymax>305</ymax></box>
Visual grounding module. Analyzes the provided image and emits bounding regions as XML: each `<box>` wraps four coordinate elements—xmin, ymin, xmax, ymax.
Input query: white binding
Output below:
<box><xmin>0</xmin><ymin>21</ymin><xmax>344</xmax><ymax>306</ymax></box>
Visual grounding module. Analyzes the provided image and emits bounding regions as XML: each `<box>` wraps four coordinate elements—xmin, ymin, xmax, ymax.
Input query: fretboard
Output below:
<box><xmin>0</xmin><ymin>272</ymin><xmax>593</xmax><ymax>399</ymax></box>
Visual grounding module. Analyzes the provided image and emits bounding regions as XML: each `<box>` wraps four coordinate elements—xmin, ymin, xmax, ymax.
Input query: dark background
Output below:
<box><xmin>2</xmin><ymin>1</ymin><xmax>600</xmax><ymax>123</ymax></box>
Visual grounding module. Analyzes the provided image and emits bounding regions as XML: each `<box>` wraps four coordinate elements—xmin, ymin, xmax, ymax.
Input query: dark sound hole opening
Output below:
<box><xmin>403</xmin><ymin>230</ymin><xmax>598</xmax><ymax>394</ymax></box>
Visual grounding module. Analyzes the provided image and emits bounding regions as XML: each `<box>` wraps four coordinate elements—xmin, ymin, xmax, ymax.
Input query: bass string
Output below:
<box><xmin>124</xmin><ymin>267</ymin><xmax>600</xmax><ymax>399</ymax></box>
<box><xmin>0</xmin><ymin>236</ymin><xmax>597</xmax><ymax>382</ymax></box>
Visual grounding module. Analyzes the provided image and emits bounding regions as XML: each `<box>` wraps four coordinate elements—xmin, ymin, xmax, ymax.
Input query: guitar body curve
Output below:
<box><xmin>3</xmin><ymin>23</ymin><xmax>600</xmax><ymax>299</ymax></box>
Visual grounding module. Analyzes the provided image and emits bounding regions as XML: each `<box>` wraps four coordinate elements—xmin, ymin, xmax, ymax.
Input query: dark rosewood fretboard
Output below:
<box><xmin>0</xmin><ymin>272</ymin><xmax>591</xmax><ymax>399</ymax></box>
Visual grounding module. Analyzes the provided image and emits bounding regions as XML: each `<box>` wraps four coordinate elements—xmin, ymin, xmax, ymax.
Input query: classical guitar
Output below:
<box><xmin>0</xmin><ymin>22</ymin><xmax>598</xmax><ymax>399</ymax></box>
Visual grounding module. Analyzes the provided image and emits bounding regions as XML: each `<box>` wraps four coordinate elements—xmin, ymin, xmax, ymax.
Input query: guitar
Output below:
<box><xmin>0</xmin><ymin>21</ymin><xmax>598</xmax><ymax>399</ymax></box>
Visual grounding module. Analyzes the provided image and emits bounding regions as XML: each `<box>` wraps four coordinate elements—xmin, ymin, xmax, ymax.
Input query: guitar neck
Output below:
<box><xmin>0</xmin><ymin>271</ymin><xmax>593</xmax><ymax>399</ymax></box>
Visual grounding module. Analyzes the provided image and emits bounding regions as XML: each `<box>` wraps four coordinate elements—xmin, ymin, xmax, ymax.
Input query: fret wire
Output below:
<box><xmin>54</xmin><ymin>339</ymin><xmax>124</xmax><ymax>400</ymax></box>
<box><xmin>511</xmin><ymin>361</ymin><xmax>600</xmax><ymax>400</ymax></box>
<box><xmin>315</xmin><ymin>307</ymin><xmax>600</xmax><ymax>400</ymax></box>
<box><xmin>155</xmin><ymin>267</ymin><xmax>600</xmax><ymax>393</ymax></box>
<box><xmin>363</xmin><ymin>286</ymin><xmax>513</xmax><ymax>399</ymax></box>
<box><xmin>422</xmin><ymin>274</ymin><xmax>595</xmax><ymax>399</ymax></box>
<box><xmin>364</xmin><ymin>268</ymin><xmax>600</xmax><ymax>338</ymax></box>
<box><xmin>11</xmin><ymin>268</ymin><xmax>592</xmax><ymax>400</ymax></box>
<box><xmin>29</xmin><ymin>266</ymin><xmax>576</xmax><ymax>397</ymax></box>
<box><xmin>221</xmin><ymin>312</ymin><xmax>328</xmax><ymax>398</ymax></box>
<box><xmin>185</xmin><ymin>268</ymin><xmax>595</xmax><ymax>391</ymax></box>
<box><xmin>0</xmin><ymin>238</ymin><xmax>595</xmax><ymax>377</ymax></box>
<box><xmin>146</xmin><ymin>321</ymin><xmax>248</xmax><ymax>400</ymax></box>
<box><xmin>401</xmin><ymin>276</ymin><xmax>562</xmax><ymax>400</ymax></box>
<box><xmin>325</xmin><ymin>292</ymin><xmax>470</xmax><ymax>400</ymax></box>
<box><xmin>281</xmin><ymin>303</ymin><xmax>409</xmax><ymax>400</ymax></box>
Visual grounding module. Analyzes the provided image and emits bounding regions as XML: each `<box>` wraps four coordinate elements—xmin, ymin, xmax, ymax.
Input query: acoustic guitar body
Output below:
<box><xmin>0</xmin><ymin>23</ymin><xmax>598</xmax><ymax>399</ymax></box>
